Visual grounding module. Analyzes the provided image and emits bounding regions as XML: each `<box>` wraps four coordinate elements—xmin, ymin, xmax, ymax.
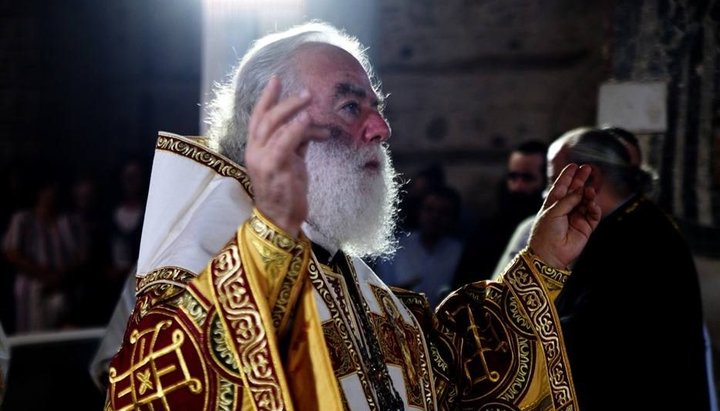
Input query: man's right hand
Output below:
<box><xmin>244</xmin><ymin>76</ymin><xmax>330</xmax><ymax>237</ymax></box>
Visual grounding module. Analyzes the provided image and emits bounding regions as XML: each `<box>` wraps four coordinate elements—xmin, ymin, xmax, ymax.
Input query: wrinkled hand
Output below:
<box><xmin>528</xmin><ymin>163</ymin><xmax>601</xmax><ymax>269</ymax></box>
<box><xmin>244</xmin><ymin>76</ymin><xmax>330</xmax><ymax>237</ymax></box>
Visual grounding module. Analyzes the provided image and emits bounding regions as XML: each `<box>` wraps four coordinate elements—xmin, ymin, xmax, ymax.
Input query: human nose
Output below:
<box><xmin>362</xmin><ymin>112</ymin><xmax>391</xmax><ymax>143</ymax></box>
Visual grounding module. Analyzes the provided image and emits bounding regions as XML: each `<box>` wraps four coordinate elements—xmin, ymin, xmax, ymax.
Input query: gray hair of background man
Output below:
<box><xmin>554</xmin><ymin>127</ymin><xmax>657</xmax><ymax>197</ymax></box>
<box><xmin>205</xmin><ymin>20</ymin><xmax>382</xmax><ymax>164</ymax></box>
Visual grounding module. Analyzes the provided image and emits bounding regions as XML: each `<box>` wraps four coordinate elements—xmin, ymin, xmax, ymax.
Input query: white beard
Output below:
<box><xmin>304</xmin><ymin>139</ymin><xmax>400</xmax><ymax>259</ymax></box>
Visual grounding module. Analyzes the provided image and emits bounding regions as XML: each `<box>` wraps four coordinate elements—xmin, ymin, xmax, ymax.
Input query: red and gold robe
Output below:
<box><xmin>104</xmin><ymin>132</ymin><xmax>577</xmax><ymax>411</ymax></box>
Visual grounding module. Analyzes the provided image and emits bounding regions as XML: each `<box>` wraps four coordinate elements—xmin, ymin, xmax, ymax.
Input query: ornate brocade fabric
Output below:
<box><xmin>106</xmin><ymin>243</ymin><xmax>576</xmax><ymax>411</ymax></box>
<box><xmin>426</xmin><ymin>249</ymin><xmax>577</xmax><ymax>411</ymax></box>
<box><xmin>106</xmin><ymin>219</ymin><xmax>301</xmax><ymax>411</ymax></box>
<box><xmin>316</xmin><ymin>258</ymin><xmax>436</xmax><ymax>410</ymax></box>
<box><xmin>105</xmin><ymin>211</ymin><xmax>438</xmax><ymax>411</ymax></box>
<box><xmin>105</xmin><ymin>132</ymin><xmax>578</xmax><ymax>411</ymax></box>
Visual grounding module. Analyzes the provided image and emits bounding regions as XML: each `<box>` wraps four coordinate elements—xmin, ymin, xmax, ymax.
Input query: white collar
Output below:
<box><xmin>135</xmin><ymin>131</ymin><xmax>253</xmax><ymax>277</ymax></box>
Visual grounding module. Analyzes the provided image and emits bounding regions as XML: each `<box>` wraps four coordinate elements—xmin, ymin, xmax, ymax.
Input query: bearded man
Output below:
<box><xmin>105</xmin><ymin>21</ymin><xmax>600</xmax><ymax>411</ymax></box>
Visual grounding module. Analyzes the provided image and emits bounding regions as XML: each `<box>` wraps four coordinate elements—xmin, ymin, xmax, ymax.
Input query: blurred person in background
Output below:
<box><xmin>376</xmin><ymin>185</ymin><xmax>464</xmax><ymax>308</ymax></box>
<box><xmin>544</xmin><ymin>126</ymin><xmax>710</xmax><ymax>410</ymax></box>
<box><xmin>454</xmin><ymin>139</ymin><xmax>548</xmax><ymax>286</ymax></box>
<box><xmin>2</xmin><ymin>176</ymin><xmax>77</xmax><ymax>332</ymax></box>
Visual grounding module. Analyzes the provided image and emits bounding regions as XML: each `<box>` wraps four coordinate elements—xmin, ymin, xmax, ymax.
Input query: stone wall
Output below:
<box><xmin>2</xmin><ymin>0</ymin><xmax>717</xmax><ymax>239</ymax></box>
<box><xmin>374</xmin><ymin>0</ymin><xmax>614</xmax><ymax>216</ymax></box>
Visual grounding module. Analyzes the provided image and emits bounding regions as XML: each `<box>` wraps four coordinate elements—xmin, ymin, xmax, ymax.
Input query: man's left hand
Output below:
<box><xmin>528</xmin><ymin>163</ymin><xmax>601</xmax><ymax>269</ymax></box>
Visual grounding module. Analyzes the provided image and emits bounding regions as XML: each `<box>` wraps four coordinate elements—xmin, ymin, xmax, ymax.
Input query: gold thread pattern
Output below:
<box><xmin>430</xmin><ymin>342</ymin><xmax>449</xmax><ymax>375</ymax></box>
<box><xmin>216</xmin><ymin>376</ymin><xmax>236</xmax><ymax>411</ymax></box>
<box><xmin>324</xmin><ymin>272</ymin><xmax>362</xmax><ymax>342</ymax></box>
<box><xmin>248</xmin><ymin>212</ymin><xmax>307</xmax><ymax>334</ymax></box>
<box><xmin>156</xmin><ymin>133</ymin><xmax>253</xmax><ymax>196</ymax></box>
<box><xmin>498</xmin><ymin>337</ymin><xmax>531</xmax><ymax>402</ymax></box>
<box><xmin>132</xmin><ymin>267</ymin><xmax>196</xmax><ymax>322</ymax></box>
<box><xmin>136</xmin><ymin>266</ymin><xmax>196</xmax><ymax>294</ymax></box>
<box><xmin>208</xmin><ymin>313</ymin><xmax>241</xmax><ymax>376</ymax></box>
<box><xmin>371</xmin><ymin>286</ymin><xmax>435</xmax><ymax>410</ymax></box>
<box><xmin>308</xmin><ymin>257</ymin><xmax>379</xmax><ymax>410</ymax></box>
<box><xmin>505</xmin><ymin>250</ymin><xmax>576</xmax><ymax>411</ymax></box>
<box><xmin>211</xmin><ymin>241</ymin><xmax>286</xmax><ymax>411</ymax></box>
<box><xmin>322</xmin><ymin>320</ymin><xmax>356</xmax><ymax>376</ymax></box>
<box><xmin>174</xmin><ymin>292</ymin><xmax>208</xmax><ymax>328</ymax></box>
<box><xmin>504</xmin><ymin>291</ymin><xmax>534</xmax><ymax>337</ymax></box>
<box><xmin>414</xmin><ymin>319</ymin><xmax>435</xmax><ymax>410</ymax></box>
<box><xmin>250</xmin><ymin>237</ymin><xmax>290</xmax><ymax>280</ymax></box>
<box><xmin>108</xmin><ymin>320</ymin><xmax>204</xmax><ymax>411</ymax></box>
<box><xmin>526</xmin><ymin>249</ymin><xmax>572</xmax><ymax>289</ymax></box>
<box><xmin>434</xmin><ymin>280</ymin><xmax>542</xmax><ymax>410</ymax></box>
<box><xmin>393</xmin><ymin>288</ymin><xmax>461</xmax><ymax>411</ymax></box>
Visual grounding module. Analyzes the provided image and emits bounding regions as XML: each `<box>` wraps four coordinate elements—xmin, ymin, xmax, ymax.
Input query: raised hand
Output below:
<box><xmin>528</xmin><ymin>163</ymin><xmax>601</xmax><ymax>269</ymax></box>
<box><xmin>244</xmin><ymin>76</ymin><xmax>330</xmax><ymax>237</ymax></box>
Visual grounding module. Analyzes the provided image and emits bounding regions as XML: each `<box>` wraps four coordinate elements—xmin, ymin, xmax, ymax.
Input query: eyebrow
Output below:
<box><xmin>334</xmin><ymin>82</ymin><xmax>382</xmax><ymax>108</ymax></box>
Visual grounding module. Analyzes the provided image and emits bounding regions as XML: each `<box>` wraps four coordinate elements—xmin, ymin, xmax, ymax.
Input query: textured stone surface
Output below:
<box><xmin>375</xmin><ymin>0</ymin><xmax>613</xmax><ymax>214</ymax></box>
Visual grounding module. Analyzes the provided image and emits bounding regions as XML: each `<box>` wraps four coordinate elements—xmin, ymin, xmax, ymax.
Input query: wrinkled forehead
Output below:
<box><xmin>293</xmin><ymin>43</ymin><xmax>375</xmax><ymax>92</ymax></box>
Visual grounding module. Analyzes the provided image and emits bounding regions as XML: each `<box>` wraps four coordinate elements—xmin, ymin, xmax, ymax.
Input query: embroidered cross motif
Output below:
<box><xmin>108</xmin><ymin>320</ymin><xmax>203</xmax><ymax>411</ymax></box>
<box><xmin>136</xmin><ymin>369</ymin><xmax>153</xmax><ymax>394</ymax></box>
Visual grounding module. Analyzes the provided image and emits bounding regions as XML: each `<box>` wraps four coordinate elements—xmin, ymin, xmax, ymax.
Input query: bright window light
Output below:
<box><xmin>204</xmin><ymin>0</ymin><xmax>303</xmax><ymax>10</ymax></box>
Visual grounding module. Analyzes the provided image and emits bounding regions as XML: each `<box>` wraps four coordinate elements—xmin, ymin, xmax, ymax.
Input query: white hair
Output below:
<box><xmin>205</xmin><ymin>20</ymin><xmax>381</xmax><ymax>164</ymax></box>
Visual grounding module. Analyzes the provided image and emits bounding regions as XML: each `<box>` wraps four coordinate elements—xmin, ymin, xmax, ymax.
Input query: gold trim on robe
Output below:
<box><xmin>109</xmin><ymin>132</ymin><xmax>435</xmax><ymax>410</ymax></box>
<box><xmin>155</xmin><ymin>132</ymin><xmax>253</xmax><ymax>197</ymax></box>
<box><xmin>107</xmin><ymin>209</ymin><xmax>344</xmax><ymax>411</ymax></box>
<box><xmin>107</xmin><ymin>131</ymin><xmax>578</xmax><ymax>411</ymax></box>
<box><xmin>428</xmin><ymin>247</ymin><xmax>577</xmax><ymax>411</ymax></box>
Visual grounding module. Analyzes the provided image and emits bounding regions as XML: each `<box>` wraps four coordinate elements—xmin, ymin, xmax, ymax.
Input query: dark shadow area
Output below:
<box><xmin>2</xmin><ymin>329</ymin><xmax>105</xmax><ymax>411</ymax></box>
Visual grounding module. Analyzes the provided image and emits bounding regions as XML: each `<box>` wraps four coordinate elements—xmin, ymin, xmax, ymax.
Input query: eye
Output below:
<box><xmin>341</xmin><ymin>101</ymin><xmax>360</xmax><ymax>115</ymax></box>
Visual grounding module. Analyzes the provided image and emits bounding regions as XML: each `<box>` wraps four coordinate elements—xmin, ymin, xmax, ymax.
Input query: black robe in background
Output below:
<box><xmin>556</xmin><ymin>195</ymin><xmax>711</xmax><ymax>410</ymax></box>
